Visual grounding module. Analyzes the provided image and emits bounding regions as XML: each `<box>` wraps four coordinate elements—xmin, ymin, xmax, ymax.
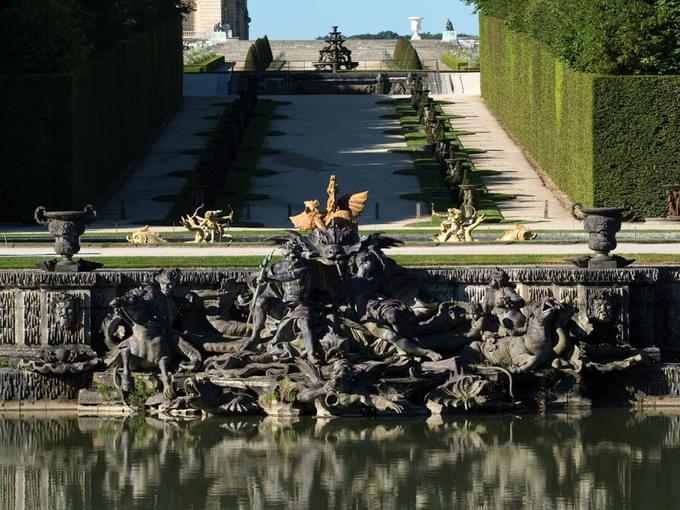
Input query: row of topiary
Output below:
<box><xmin>244</xmin><ymin>36</ymin><xmax>274</xmax><ymax>72</ymax></box>
<box><xmin>392</xmin><ymin>38</ymin><xmax>422</xmax><ymax>70</ymax></box>
<box><xmin>480</xmin><ymin>15</ymin><xmax>680</xmax><ymax>216</ymax></box>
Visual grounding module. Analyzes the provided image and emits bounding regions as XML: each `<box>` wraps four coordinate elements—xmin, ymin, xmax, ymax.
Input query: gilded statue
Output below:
<box><xmin>431</xmin><ymin>203</ymin><xmax>485</xmax><ymax>243</ymax></box>
<box><xmin>127</xmin><ymin>226</ymin><xmax>167</xmax><ymax>245</ymax></box>
<box><xmin>181</xmin><ymin>205</ymin><xmax>234</xmax><ymax>243</ymax></box>
<box><xmin>289</xmin><ymin>175</ymin><xmax>368</xmax><ymax>231</ymax></box>
<box><xmin>497</xmin><ymin>225</ymin><xmax>537</xmax><ymax>242</ymax></box>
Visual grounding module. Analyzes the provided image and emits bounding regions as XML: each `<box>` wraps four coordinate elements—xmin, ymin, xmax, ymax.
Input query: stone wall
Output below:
<box><xmin>0</xmin><ymin>266</ymin><xmax>677</xmax><ymax>359</ymax></box>
<box><xmin>183</xmin><ymin>0</ymin><xmax>249</xmax><ymax>39</ymax></box>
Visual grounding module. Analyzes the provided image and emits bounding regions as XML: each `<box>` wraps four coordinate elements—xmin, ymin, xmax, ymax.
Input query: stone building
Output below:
<box><xmin>183</xmin><ymin>0</ymin><xmax>250</xmax><ymax>40</ymax></box>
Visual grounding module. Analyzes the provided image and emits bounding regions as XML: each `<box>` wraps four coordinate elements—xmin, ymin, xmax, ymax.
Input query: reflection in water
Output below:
<box><xmin>0</xmin><ymin>411</ymin><xmax>679</xmax><ymax>509</ymax></box>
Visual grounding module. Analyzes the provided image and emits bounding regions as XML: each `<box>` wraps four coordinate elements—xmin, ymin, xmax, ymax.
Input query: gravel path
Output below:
<box><xmin>439</xmin><ymin>94</ymin><xmax>572</xmax><ymax>224</ymax></box>
<box><xmin>245</xmin><ymin>95</ymin><xmax>420</xmax><ymax>227</ymax></box>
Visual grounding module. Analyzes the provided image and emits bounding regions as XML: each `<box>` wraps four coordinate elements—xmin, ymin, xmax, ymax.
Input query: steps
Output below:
<box><xmin>214</xmin><ymin>38</ymin><xmax>456</xmax><ymax>67</ymax></box>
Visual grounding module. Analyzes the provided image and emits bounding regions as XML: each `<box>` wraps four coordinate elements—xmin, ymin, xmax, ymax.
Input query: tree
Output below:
<box><xmin>0</xmin><ymin>0</ymin><xmax>90</xmax><ymax>73</ymax></box>
<box><xmin>466</xmin><ymin>0</ymin><xmax>680</xmax><ymax>74</ymax></box>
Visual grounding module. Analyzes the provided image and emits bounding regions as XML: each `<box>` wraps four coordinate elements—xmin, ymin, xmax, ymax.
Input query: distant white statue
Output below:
<box><xmin>408</xmin><ymin>16</ymin><xmax>423</xmax><ymax>40</ymax></box>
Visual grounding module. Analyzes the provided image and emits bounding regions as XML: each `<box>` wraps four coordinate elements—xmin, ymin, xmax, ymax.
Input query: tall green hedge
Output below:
<box><xmin>0</xmin><ymin>18</ymin><xmax>182</xmax><ymax>221</ymax></box>
<box><xmin>393</xmin><ymin>38</ymin><xmax>422</xmax><ymax>70</ymax></box>
<box><xmin>592</xmin><ymin>76</ymin><xmax>680</xmax><ymax>214</ymax></box>
<box><xmin>480</xmin><ymin>16</ymin><xmax>680</xmax><ymax>216</ymax></box>
<box><xmin>0</xmin><ymin>74</ymin><xmax>74</xmax><ymax>212</ymax></box>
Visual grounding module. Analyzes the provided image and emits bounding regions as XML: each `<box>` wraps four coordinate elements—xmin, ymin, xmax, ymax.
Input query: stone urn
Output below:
<box><xmin>408</xmin><ymin>16</ymin><xmax>423</xmax><ymax>40</ymax></box>
<box><xmin>458</xmin><ymin>184</ymin><xmax>479</xmax><ymax>218</ymax></box>
<box><xmin>571</xmin><ymin>204</ymin><xmax>634</xmax><ymax>268</ymax></box>
<box><xmin>34</xmin><ymin>204</ymin><xmax>102</xmax><ymax>272</ymax></box>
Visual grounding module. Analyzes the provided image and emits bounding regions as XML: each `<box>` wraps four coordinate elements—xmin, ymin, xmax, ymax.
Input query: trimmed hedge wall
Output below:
<box><xmin>0</xmin><ymin>74</ymin><xmax>74</xmax><ymax>213</ymax></box>
<box><xmin>592</xmin><ymin>77</ymin><xmax>680</xmax><ymax>215</ymax></box>
<box><xmin>0</xmin><ymin>18</ymin><xmax>182</xmax><ymax>222</ymax></box>
<box><xmin>480</xmin><ymin>15</ymin><xmax>680</xmax><ymax>216</ymax></box>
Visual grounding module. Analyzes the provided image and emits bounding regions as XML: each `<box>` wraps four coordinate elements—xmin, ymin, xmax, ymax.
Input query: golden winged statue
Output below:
<box><xmin>289</xmin><ymin>175</ymin><xmax>368</xmax><ymax>231</ymax></box>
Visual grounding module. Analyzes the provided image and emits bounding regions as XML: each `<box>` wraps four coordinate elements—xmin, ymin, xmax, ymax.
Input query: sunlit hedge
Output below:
<box><xmin>481</xmin><ymin>16</ymin><xmax>680</xmax><ymax>216</ymax></box>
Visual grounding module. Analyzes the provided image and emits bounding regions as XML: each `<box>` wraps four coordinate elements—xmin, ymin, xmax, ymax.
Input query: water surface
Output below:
<box><xmin>0</xmin><ymin>410</ymin><xmax>678</xmax><ymax>509</ymax></box>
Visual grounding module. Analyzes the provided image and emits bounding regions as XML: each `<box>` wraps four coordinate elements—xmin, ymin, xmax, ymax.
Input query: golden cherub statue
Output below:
<box><xmin>289</xmin><ymin>175</ymin><xmax>368</xmax><ymax>230</ymax></box>
<box><xmin>127</xmin><ymin>226</ymin><xmax>167</xmax><ymax>245</ymax></box>
<box><xmin>431</xmin><ymin>203</ymin><xmax>485</xmax><ymax>243</ymax></box>
<box><xmin>181</xmin><ymin>204</ymin><xmax>234</xmax><ymax>243</ymax></box>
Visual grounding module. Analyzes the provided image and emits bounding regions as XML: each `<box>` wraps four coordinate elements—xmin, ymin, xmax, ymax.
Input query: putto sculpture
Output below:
<box><xmin>431</xmin><ymin>203</ymin><xmax>485</xmax><ymax>243</ymax></box>
<box><xmin>127</xmin><ymin>225</ymin><xmax>167</xmax><ymax>245</ymax></box>
<box><xmin>289</xmin><ymin>175</ymin><xmax>368</xmax><ymax>231</ymax></box>
<box><xmin>498</xmin><ymin>225</ymin><xmax>537</xmax><ymax>241</ymax></box>
<box><xmin>181</xmin><ymin>204</ymin><xmax>234</xmax><ymax>243</ymax></box>
<box><xmin>105</xmin><ymin>269</ymin><xmax>203</xmax><ymax>398</ymax></box>
<box><xmin>34</xmin><ymin>204</ymin><xmax>101</xmax><ymax>272</ymax></box>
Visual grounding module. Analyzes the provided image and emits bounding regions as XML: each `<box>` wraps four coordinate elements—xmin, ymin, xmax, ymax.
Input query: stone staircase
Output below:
<box><xmin>213</xmin><ymin>39</ymin><xmax>456</xmax><ymax>68</ymax></box>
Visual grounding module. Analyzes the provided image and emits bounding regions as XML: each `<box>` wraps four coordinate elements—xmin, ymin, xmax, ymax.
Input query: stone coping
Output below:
<box><xmin>0</xmin><ymin>266</ymin><xmax>676</xmax><ymax>288</ymax></box>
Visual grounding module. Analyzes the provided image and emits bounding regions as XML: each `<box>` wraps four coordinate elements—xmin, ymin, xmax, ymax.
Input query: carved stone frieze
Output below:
<box><xmin>21</xmin><ymin>291</ymin><xmax>41</xmax><ymax>346</ymax></box>
<box><xmin>0</xmin><ymin>291</ymin><xmax>15</xmax><ymax>345</ymax></box>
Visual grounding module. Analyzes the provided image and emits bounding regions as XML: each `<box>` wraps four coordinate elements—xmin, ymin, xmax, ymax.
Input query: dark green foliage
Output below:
<box><xmin>262</xmin><ymin>36</ymin><xmax>274</xmax><ymax>65</ymax></box>
<box><xmin>244</xmin><ymin>36</ymin><xmax>273</xmax><ymax>72</ymax></box>
<box><xmin>244</xmin><ymin>45</ymin><xmax>259</xmax><ymax>71</ymax></box>
<box><xmin>0</xmin><ymin>0</ymin><xmax>189</xmax><ymax>73</ymax></box>
<box><xmin>0</xmin><ymin>0</ymin><xmax>91</xmax><ymax>73</ymax></box>
<box><xmin>480</xmin><ymin>15</ymin><xmax>680</xmax><ymax>216</ymax></box>
<box><xmin>467</xmin><ymin>0</ymin><xmax>680</xmax><ymax>75</ymax></box>
<box><xmin>592</xmin><ymin>76</ymin><xmax>680</xmax><ymax>215</ymax></box>
<box><xmin>0</xmin><ymin>19</ymin><xmax>183</xmax><ymax>221</ymax></box>
<box><xmin>0</xmin><ymin>74</ymin><xmax>75</xmax><ymax>213</ymax></box>
<box><xmin>393</xmin><ymin>38</ymin><xmax>423</xmax><ymax>70</ymax></box>
<box><xmin>317</xmin><ymin>31</ymin><xmax>448</xmax><ymax>40</ymax></box>
<box><xmin>346</xmin><ymin>31</ymin><xmax>402</xmax><ymax>39</ymax></box>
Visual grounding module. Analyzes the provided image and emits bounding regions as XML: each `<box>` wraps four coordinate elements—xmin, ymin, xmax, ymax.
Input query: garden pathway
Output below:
<box><xmin>244</xmin><ymin>95</ymin><xmax>420</xmax><ymax>227</ymax></box>
<box><xmin>96</xmin><ymin>76</ymin><xmax>231</xmax><ymax>226</ymax></box>
<box><xmin>439</xmin><ymin>94</ymin><xmax>572</xmax><ymax>225</ymax></box>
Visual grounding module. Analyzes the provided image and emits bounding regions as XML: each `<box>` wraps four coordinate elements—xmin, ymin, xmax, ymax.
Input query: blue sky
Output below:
<box><xmin>248</xmin><ymin>0</ymin><xmax>479</xmax><ymax>40</ymax></box>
